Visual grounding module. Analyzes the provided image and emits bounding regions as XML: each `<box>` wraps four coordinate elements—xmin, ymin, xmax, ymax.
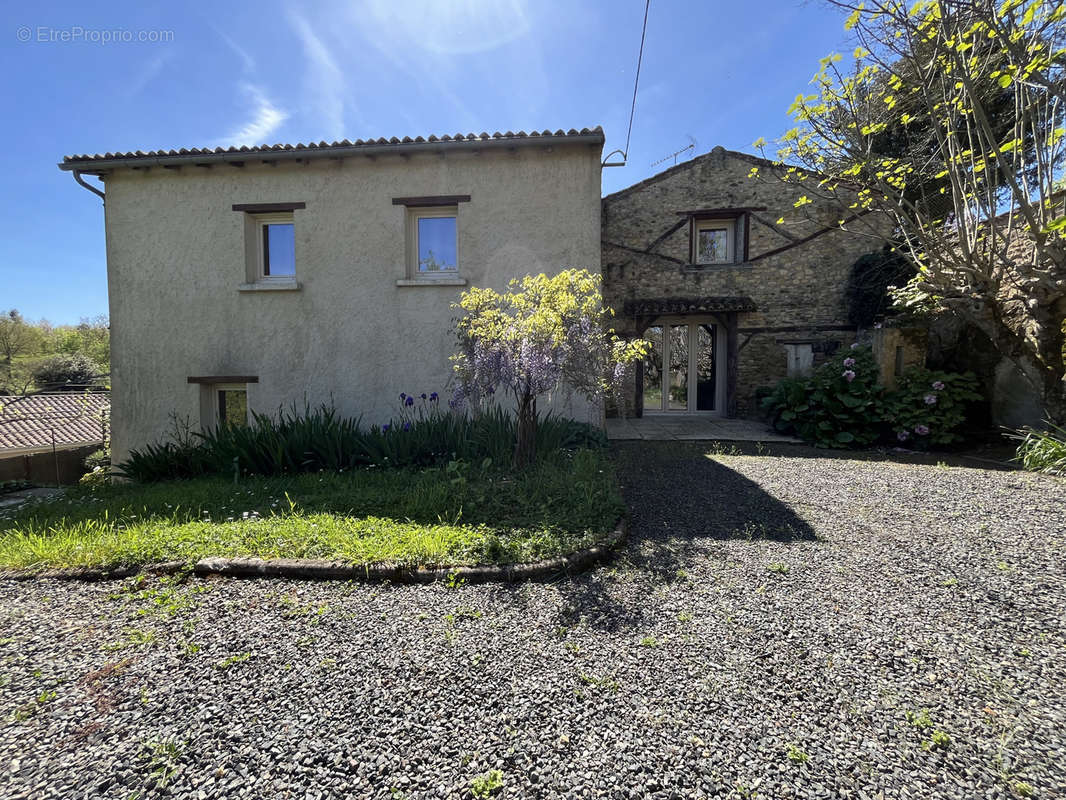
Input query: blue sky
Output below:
<box><xmin>1</xmin><ymin>1</ymin><xmax>853</xmax><ymax>324</ymax></box>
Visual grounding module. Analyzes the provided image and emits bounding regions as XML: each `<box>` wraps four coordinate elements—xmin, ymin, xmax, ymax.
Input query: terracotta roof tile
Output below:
<box><xmin>0</xmin><ymin>393</ymin><xmax>110</xmax><ymax>452</ymax></box>
<box><xmin>60</xmin><ymin>127</ymin><xmax>605</xmax><ymax>169</ymax></box>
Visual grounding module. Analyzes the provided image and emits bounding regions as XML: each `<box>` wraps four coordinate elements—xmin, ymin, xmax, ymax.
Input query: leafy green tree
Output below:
<box><xmin>759</xmin><ymin>0</ymin><xmax>1066</xmax><ymax>422</ymax></box>
<box><xmin>0</xmin><ymin>310</ymin><xmax>37</xmax><ymax>373</ymax></box>
<box><xmin>31</xmin><ymin>353</ymin><xmax>105</xmax><ymax>391</ymax></box>
<box><xmin>451</xmin><ymin>269</ymin><xmax>646</xmax><ymax>467</ymax></box>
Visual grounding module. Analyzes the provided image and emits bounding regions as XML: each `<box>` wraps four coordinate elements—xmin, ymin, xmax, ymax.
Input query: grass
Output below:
<box><xmin>0</xmin><ymin>449</ymin><xmax>622</xmax><ymax>571</ymax></box>
<box><xmin>1010</xmin><ymin>421</ymin><xmax>1066</xmax><ymax>476</ymax></box>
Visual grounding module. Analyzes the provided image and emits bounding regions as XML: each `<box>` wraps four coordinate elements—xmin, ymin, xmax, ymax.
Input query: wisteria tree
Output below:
<box><xmin>758</xmin><ymin>0</ymin><xmax>1066</xmax><ymax>423</ymax></box>
<box><xmin>451</xmin><ymin>269</ymin><xmax>646</xmax><ymax>467</ymax></box>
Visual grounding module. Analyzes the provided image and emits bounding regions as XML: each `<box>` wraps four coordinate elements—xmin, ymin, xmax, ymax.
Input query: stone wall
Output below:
<box><xmin>602</xmin><ymin>146</ymin><xmax>891</xmax><ymax>417</ymax></box>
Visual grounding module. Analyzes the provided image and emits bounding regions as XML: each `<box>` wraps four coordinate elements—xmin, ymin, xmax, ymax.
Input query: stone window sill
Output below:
<box><xmin>238</xmin><ymin>280</ymin><xmax>302</xmax><ymax>292</ymax></box>
<box><xmin>395</xmin><ymin>277</ymin><xmax>468</xmax><ymax>287</ymax></box>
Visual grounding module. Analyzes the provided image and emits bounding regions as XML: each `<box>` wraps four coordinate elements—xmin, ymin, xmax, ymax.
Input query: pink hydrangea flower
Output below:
<box><xmin>850</xmin><ymin>342</ymin><xmax>861</xmax><ymax>350</ymax></box>
<box><xmin>843</xmin><ymin>357</ymin><xmax>856</xmax><ymax>367</ymax></box>
<box><xmin>932</xmin><ymin>380</ymin><xmax>945</xmax><ymax>391</ymax></box>
<box><xmin>924</xmin><ymin>394</ymin><xmax>937</xmax><ymax>405</ymax></box>
<box><xmin>874</xmin><ymin>322</ymin><xmax>883</xmax><ymax>329</ymax></box>
<box><xmin>842</xmin><ymin>369</ymin><xmax>856</xmax><ymax>382</ymax></box>
<box><xmin>897</xmin><ymin>430</ymin><xmax>910</xmax><ymax>441</ymax></box>
<box><xmin>915</xmin><ymin>424</ymin><xmax>930</xmax><ymax>435</ymax></box>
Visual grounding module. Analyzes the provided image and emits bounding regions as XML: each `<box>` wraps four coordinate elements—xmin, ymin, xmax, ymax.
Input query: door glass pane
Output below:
<box><xmin>642</xmin><ymin>326</ymin><xmax>663</xmax><ymax>411</ymax></box>
<box><xmin>668</xmin><ymin>325</ymin><xmax>688</xmax><ymax>410</ymax></box>
<box><xmin>696</xmin><ymin>324</ymin><xmax>717</xmax><ymax>411</ymax></box>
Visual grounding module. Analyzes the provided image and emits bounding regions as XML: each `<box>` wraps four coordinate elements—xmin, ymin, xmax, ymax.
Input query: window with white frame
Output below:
<box><xmin>694</xmin><ymin>220</ymin><xmax>733</xmax><ymax>265</ymax></box>
<box><xmin>255</xmin><ymin>213</ymin><xmax>296</xmax><ymax>280</ymax></box>
<box><xmin>407</xmin><ymin>207</ymin><xmax>459</xmax><ymax>278</ymax></box>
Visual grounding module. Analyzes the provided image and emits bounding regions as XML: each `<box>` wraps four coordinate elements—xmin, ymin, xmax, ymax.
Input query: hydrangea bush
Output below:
<box><xmin>880</xmin><ymin>369</ymin><xmax>982</xmax><ymax>448</ymax></box>
<box><xmin>762</xmin><ymin>345</ymin><xmax>981</xmax><ymax>449</ymax></box>
<box><xmin>761</xmin><ymin>345</ymin><xmax>883</xmax><ymax>448</ymax></box>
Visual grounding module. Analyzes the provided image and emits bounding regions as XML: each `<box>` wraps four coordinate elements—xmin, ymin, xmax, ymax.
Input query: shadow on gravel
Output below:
<box><xmin>606</xmin><ymin>441</ymin><xmax>819</xmax><ymax>581</ymax></box>
<box><xmin>540</xmin><ymin>442</ymin><xmax>821</xmax><ymax>634</ymax></box>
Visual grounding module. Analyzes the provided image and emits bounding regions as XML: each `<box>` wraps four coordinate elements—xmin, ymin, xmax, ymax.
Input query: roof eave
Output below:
<box><xmin>58</xmin><ymin>132</ymin><xmax>607</xmax><ymax>173</ymax></box>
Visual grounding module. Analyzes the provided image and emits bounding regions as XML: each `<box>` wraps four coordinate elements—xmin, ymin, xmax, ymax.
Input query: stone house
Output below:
<box><xmin>602</xmin><ymin>146</ymin><xmax>888</xmax><ymax>418</ymax></box>
<box><xmin>60</xmin><ymin>129</ymin><xmax>604</xmax><ymax>465</ymax></box>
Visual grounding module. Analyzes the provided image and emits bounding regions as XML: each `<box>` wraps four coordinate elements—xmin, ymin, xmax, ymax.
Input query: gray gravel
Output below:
<box><xmin>1</xmin><ymin>442</ymin><xmax>1064</xmax><ymax>799</ymax></box>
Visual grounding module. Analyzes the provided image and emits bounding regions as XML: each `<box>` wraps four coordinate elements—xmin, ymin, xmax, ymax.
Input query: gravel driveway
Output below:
<box><xmin>1</xmin><ymin>443</ymin><xmax>1064</xmax><ymax>800</ymax></box>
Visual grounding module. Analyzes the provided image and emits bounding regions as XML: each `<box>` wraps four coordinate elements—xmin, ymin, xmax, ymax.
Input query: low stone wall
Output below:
<box><xmin>0</xmin><ymin>444</ymin><xmax>100</xmax><ymax>486</ymax></box>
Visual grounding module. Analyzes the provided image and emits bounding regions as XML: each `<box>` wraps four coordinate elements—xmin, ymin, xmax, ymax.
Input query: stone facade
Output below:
<box><xmin>603</xmin><ymin>146</ymin><xmax>890</xmax><ymax>417</ymax></box>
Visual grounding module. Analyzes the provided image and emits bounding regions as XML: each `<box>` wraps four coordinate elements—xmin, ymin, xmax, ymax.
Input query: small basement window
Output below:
<box><xmin>217</xmin><ymin>387</ymin><xmax>248</xmax><ymax>427</ymax></box>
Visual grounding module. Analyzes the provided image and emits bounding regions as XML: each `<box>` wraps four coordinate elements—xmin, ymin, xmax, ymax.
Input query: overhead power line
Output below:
<box><xmin>603</xmin><ymin>0</ymin><xmax>651</xmax><ymax>167</ymax></box>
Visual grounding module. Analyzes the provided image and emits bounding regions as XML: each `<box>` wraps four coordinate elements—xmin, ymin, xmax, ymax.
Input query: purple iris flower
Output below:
<box><xmin>403</xmin><ymin>421</ymin><xmax>411</xmax><ymax>432</ymax></box>
<box><xmin>381</xmin><ymin>423</ymin><xmax>390</xmax><ymax>433</ymax></box>
<box><xmin>405</xmin><ymin>396</ymin><xmax>414</xmax><ymax>407</ymax></box>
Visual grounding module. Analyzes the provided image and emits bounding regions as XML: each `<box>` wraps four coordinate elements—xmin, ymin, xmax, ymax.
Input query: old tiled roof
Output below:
<box><xmin>622</xmin><ymin>296</ymin><xmax>758</xmax><ymax>316</ymax></box>
<box><xmin>60</xmin><ymin>127</ymin><xmax>605</xmax><ymax>170</ymax></box>
<box><xmin>0</xmin><ymin>393</ymin><xmax>110</xmax><ymax>452</ymax></box>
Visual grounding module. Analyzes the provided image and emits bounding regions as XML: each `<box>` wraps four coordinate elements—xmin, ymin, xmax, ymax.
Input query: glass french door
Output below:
<box><xmin>642</xmin><ymin>319</ymin><xmax>721</xmax><ymax>413</ymax></box>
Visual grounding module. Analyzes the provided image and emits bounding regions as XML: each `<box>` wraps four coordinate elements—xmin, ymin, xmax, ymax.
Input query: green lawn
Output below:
<box><xmin>0</xmin><ymin>450</ymin><xmax>623</xmax><ymax>571</ymax></box>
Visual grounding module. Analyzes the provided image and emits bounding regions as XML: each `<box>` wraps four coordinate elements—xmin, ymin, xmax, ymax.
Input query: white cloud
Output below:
<box><xmin>287</xmin><ymin>11</ymin><xmax>346</xmax><ymax>141</ymax></box>
<box><xmin>222</xmin><ymin>85</ymin><xmax>289</xmax><ymax>146</ymax></box>
<box><xmin>126</xmin><ymin>51</ymin><xmax>173</xmax><ymax>98</ymax></box>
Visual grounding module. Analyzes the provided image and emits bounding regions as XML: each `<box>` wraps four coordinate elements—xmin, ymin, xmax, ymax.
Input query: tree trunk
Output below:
<box><xmin>953</xmin><ymin>296</ymin><xmax>1066</xmax><ymax>426</ymax></box>
<box><xmin>514</xmin><ymin>393</ymin><xmax>537</xmax><ymax>469</ymax></box>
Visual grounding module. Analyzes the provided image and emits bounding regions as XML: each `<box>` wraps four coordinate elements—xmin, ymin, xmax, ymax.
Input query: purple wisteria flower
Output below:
<box><xmin>915</xmin><ymin>424</ymin><xmax>930</xmax><ymax>435</ymax></box>
<box><xmin>932</xmin><ymin>380</ymin><xmax>945</xmax><ymax>391</ymax></box>
<box><xmin>842</xmin><ymin>369</ymin><xmax>856</xmax><ymax>382</ymax></box>
<box><xmin>897</xmin><ymin>430</ymin><xmax>910</xmax><ymax>441</ymax></box>
<box><xmin>843</xmin><ymin>357</ymin><xmax>856</xmax><ymax>367</ymax></box>
<box><xmin>924</xmin><ymin>394</ymin><xmax>937</xmax><ymax>405</ymax></box>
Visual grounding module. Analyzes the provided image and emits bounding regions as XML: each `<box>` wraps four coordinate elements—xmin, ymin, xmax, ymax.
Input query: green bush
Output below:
<box><xmin>31</xmin><ymin>353</ymin><xmax>104</xmax><ymax>390</ymax></box>
<box><xmin>116</xmin><ymin>399</ymin><xmax>607</xmax><ymax>483</ymax></box>
<box><xmin>83</xmin><ymin>448</ymin><xmax>110</xmax><ymax>471</ymax></box>
<box><xmin>1010</xmin><ymin>421</ymin><xmax>1066</xmax><ymax>475</ymax></box>
<box><xmin>761</xmin><ymin>346</ymin><xmax>883</xmax><ymax>448</ymax></box>
<box><xmin>881</xmin><ymin>369</ymin><xmax>982</xmax><ymax>447</ymax></box>
<box><xmin>762</xmin><ymin>346</ymin><xmax>982</xmax><ymax>449</ymax></box>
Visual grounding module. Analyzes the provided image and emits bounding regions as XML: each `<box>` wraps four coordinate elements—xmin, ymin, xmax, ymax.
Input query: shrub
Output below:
<box><xmin>116</xmin><ymin>400</ymin><xmax>607</xmax><ymax>483</ymax></box>
<box><xmin>880</xmin><ymin>369</ymin><xmax>982</xmax><ymax>447</ymax></box>
<box><xmin>762</xmin><ymin>347</ymin><xmax>983</xmax><ymax>450</ymax></box>
<box><xmin>1010</xmin><ymin>421</ymin><xmax>1066</xmax><ymax>475</ymax></box>
<box><xmin>32</xmin><ymin>353</ymin><xmax>104</xmax><ymax>391</ymax></box>
<box><xmin>84</xmin><ymin>448</ymin><xmax>110</xmax><ymax>471</ymax></box>
<box><xmin>761</xmin><ymin>346</ymin><xmax>883</xmax><ymax>448</ymax></box>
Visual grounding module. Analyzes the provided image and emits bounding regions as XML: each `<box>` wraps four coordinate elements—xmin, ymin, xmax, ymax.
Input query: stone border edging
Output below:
<box><xmin>0</xmin><ymin>519</ymin><xmax>627</xmax><ymax>584</ymax></box>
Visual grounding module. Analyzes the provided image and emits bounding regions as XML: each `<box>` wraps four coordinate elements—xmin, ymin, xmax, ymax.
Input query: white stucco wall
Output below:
<box><xmin>101</xmin><ymin>142</ymin><xmax>603</xmax><ymax>464</ymax></box>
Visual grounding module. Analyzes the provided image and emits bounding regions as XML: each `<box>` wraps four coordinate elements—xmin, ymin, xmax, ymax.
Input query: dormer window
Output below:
<box><xmin>678</xmin><ymin>207</ymin><xmax>763</xmax><ymax>267</ymax></box>
<box><xmin>695</xmin><ymin>221</ymin><xmax>732</xmax><ymax>264</ymax></box>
